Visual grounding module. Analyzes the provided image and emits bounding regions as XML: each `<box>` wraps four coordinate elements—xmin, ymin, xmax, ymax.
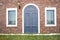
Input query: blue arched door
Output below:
<box><xmin>24</xmin><ymin>5</ymin><xmax>38</xmax><ymax>33</ymax></box>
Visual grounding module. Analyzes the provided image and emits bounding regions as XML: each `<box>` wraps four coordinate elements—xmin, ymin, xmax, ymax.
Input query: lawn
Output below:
<box><xmin>0</xmin><ymin>35</ymin><xmax>60</xmax><ymax>40</ymax></box>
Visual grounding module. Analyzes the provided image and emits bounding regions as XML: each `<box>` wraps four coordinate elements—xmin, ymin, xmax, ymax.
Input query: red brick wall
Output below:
<box><xmin>0</xmin><ymin>0</ymin><xmax>60</xmax><ymax>34</ymax></box>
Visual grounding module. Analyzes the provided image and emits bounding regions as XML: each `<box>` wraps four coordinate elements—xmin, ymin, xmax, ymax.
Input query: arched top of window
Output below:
<box><xmin>24</xmin><ymin>5</ymin><xmax>38</xmax><ymax>14</ymax></box>
<box><xmin>22</xmin><ymin>3</ymin><xmax>39</xmax><ymax>14</ymax></box>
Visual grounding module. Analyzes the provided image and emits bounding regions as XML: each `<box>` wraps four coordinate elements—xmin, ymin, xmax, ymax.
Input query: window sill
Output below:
<box><xmin>45</xmin><ymin>25</ymin><xmax>56</xmax><ymax>27</ymax></box>
<box><xmin>6</xmin><ymin>25</ymin><xmax>17</xmax><ymax>27</ymax></box>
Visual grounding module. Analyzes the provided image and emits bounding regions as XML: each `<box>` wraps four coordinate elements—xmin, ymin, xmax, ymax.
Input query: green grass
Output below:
<box><xmin>0</xmin><ymin>35</ymin><xmax>60</xmax><ymax>40</ymax></box>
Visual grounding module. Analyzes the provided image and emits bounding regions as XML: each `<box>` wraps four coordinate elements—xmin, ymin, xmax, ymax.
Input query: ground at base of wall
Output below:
<box><xmin>0</xmin><ymin>35</ymin><xmax>60</xmax><ymax>40</ymax></box>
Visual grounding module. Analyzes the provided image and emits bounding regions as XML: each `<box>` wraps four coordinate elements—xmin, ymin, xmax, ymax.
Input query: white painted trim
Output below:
<box><xmin>6</xmin><ymin>8</ymin><xmax>17</xmax><ymax>27</ymax></box>
<box><xmin>0</xmin><ymin>33</ymin><xmax>59</xmax><ymax>35</ymax></box>
<box><xmin>22</xmin><ymin>3</ymin><xmax>40</xmax><ymax>33</ymax></box>
<box><xmin>45</xmin><ymin>7</ymin><xmax>56</xmax><ymax>27</ymax></box>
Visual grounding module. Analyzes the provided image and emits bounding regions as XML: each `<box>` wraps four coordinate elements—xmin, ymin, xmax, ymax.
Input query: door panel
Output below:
<box><xmin>24</xmin><ymin>5</ymin><xmax>38</xmax><ymax>33</ymax></box>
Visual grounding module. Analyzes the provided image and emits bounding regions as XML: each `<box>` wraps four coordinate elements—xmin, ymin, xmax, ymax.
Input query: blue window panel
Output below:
<box><xmin>8</xmin><ymin>10</ymin><xmax>16</xmax><ymax>25</ymax></box>
<box><xmin>24</xmin><ymin>5</ymin><xmax>38</xmax><ymax>33</ymax></box>
<box><xmin>47</xmin><ymin>10</ymin><xmax>54</xmax><ymax>24</ymax></box>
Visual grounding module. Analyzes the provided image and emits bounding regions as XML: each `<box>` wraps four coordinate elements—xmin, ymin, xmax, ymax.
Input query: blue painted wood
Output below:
<box><xmin>24</xmin><ymin>5</ymin><xmax>38</xmax><ymax>33</ymax></box>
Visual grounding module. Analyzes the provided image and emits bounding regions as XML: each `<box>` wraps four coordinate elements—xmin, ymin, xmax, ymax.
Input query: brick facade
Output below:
<box><xmin>0</xmin><ymin>0</ymin><xmax>60</xmax><ymax>34</ymax></box>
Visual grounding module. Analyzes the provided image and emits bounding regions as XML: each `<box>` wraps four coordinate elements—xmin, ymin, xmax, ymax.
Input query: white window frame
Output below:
<box><xmin>45</xmin><ymin>7</ymin><xmax>56</xmax><ymax>26</ymax></box>
<box><xmin>6</xmin><ymin>8</ymin><xmax>17</xmax><ymax>27</ymax></box>
<box><xmin>22</xmin><ymin>3</ymin><xmax>40</xmax><ymax>33</ymax></box>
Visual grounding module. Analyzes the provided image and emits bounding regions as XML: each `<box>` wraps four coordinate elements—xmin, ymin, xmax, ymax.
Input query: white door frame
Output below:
<box><xmin>22</xmin><ymin>3</ymin><xmax>40</xmax><ymax>34</ymax></box>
